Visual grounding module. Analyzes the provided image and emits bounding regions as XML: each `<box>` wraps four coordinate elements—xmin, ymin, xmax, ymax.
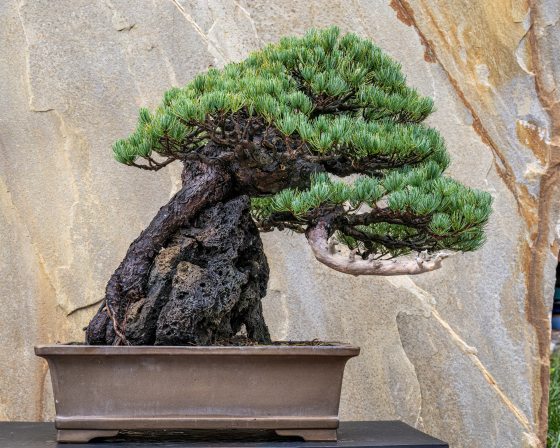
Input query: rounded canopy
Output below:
<box><xmin>111</xmin><ymin>26</ymin><xmax>492</xmax><ymax>271</ymax></box>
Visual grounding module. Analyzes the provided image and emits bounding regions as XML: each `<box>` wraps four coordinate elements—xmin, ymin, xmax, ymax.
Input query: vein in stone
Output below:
<box><xmin>389</xmin><ymin>0</ymin><xmax>524</xmax><ymax>211</ymax></box>
<box><xmin>3</xmin><ymin>71</ymin><xmax>89</xmax><ymax>315</ymax></box>
<box><xmin>394</xmin><ymin>310</ymin><xmax>424</xmax><ymax>429</ymax></box>
<box><xmin>515</xmin><ymin>27</ymin><xmax>535</xmax><ymax>76</ymax></box>
<box><xmin>162</xmin><ymin>52</ymin><xmax>180</xmax><ymax>86</ymax></box>
<box><xmin>233</xmin><ymin>0</ymin><xmax>262</xmax><ymax>44</ymax></box>
<box><xmin>37</xmin><ymin>361</ymin><xmax>49</xmax><ymax>420</ymax></box>
<box><xmin>16</xmin><ymin>0</ymin><xmax>38</xmax><ymax>111</ymax></box>
<box><xmin>0</xmin><ymin>175</ymin><xmax>58</xmax><ymax>326</ymax></box>
<box><xmin>525</xmin><ymin>2</ymin><xmax>560</xmax><ymax>442</ymax></box>
<box><xmin>103</xmin><ymin>0</ymin><xmax>147</xmax><ymax>104</ymax></box>
<box><xmin>169</xmin><ymin>0</ymin><xmax>228</xmax><ymax>65</ymax></box>
<box><xmin>387</xmin><ymin>276</ymin><xmax>535</xmax><ymax>437</ymax></box>
<box><xmin>6</xmin><ymin>6</ymin><xmax>70</xmax><ymax>311</ymax></box>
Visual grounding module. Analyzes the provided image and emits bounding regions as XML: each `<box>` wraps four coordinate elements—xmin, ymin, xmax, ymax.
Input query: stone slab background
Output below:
<box><xmin>0</xmin><ymin>1</ymin><xmax>559</xmax><ymax>447</ymax></box>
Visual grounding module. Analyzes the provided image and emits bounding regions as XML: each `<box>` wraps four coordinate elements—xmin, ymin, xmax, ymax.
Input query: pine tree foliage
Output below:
<box><xmin>252</xmin><ymin>169</ymin><xmax>491</xmax><ymax>256</ymax></box>
<box><xmin>113</xmin><ymin>27</ymin><xmax>444</xmax><ymax>168</ymax></box>
<box><xmin>113</xmin><ymin>26</ymin><xmax>492</xmax><ymax>260</ymax></box>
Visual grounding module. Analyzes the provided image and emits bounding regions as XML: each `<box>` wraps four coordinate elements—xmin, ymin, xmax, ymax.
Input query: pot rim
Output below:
<box><xmin>35</xmin><ymin>343</ymin><xmax>360</xmax><ymax>357</ymax></box>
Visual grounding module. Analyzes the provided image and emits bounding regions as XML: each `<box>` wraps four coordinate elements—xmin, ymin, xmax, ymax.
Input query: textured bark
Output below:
<box><xmin>195</xmin><ymin>139</ymin><xmax>325</xmax><ymax>195</ymax></box>
<box><xmin>86</xmin><ymin>162</ymin><xmax>272</xmax><ymax>345</ymax></box>
<box><xmin>125</xmin><ymin>195</ymin><xmax>270</xmax><ymax>345</ymax></box>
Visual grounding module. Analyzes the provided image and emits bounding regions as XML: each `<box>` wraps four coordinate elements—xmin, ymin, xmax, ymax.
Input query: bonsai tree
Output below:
<box><xmin>86</xmin><ymin>27</ymin><xmax>492</xmax><ymax>346</ymax></box>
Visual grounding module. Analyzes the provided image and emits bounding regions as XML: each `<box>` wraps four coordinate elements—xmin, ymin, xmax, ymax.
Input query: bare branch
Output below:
<box><xmin>306</xmin><ymin>220</ymin><xmax>449</xmax><ymax>276</ymax></box>
<box><xmin>129</xmin><ymin>156</ymin><xmax>178</xmax><ymax>171</ymax></box>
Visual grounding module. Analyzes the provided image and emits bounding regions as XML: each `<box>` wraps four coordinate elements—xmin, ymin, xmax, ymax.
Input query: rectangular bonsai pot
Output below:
<box><xmin>35</xmin><ymin>344</ymin><xmax>359</xmax><ymax>443</ymax></box>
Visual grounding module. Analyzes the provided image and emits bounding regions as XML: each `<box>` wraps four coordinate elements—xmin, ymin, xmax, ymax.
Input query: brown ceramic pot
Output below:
<box><xmin>35</xmin><ymin>344</ymin><xmax>359</xmax><ymax>443</ymax></box>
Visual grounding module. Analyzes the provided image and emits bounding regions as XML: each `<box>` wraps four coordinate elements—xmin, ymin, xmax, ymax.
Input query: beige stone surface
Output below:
<box><xmin>0</xmin><ymin>1</ymin><xmax>558</xmax><ymax>446</ymax></box>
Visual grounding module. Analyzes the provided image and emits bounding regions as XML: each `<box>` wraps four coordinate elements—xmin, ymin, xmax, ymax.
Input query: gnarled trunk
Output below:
<box><xmin>85</xmin><ymin>162</ymin><xmax>271</xmax><ymax>345</ymax></box>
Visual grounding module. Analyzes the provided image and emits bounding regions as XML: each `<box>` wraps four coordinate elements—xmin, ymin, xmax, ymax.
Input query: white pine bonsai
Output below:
<box><xmin>86</xmin><ymin>27</ymin><xmax>492</xmax><ymax>346</ymax></box>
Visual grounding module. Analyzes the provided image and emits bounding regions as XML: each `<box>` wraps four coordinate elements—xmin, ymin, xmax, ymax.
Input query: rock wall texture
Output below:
<box><xmin>0</xmin><ymin>1</ymin><xmax>558</xmax><ymax>447</ymax></box>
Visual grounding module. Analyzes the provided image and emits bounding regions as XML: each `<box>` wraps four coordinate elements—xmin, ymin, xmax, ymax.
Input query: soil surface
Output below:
<box><xmin>63</xmin><ymin>337</ymin><xmax>338</xmax><ymax>347</ymax></box>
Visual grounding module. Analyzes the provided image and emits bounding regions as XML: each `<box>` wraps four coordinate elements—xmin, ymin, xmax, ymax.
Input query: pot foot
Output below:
<box><xmin>57</xmin><ymin>429</ymin><xmax>119</xmax><ymax>443</ymax></box>
<box><xmin>275</xmin><ymin>428</ymin><xmax>337</xmax><ymax>441</ymax></box>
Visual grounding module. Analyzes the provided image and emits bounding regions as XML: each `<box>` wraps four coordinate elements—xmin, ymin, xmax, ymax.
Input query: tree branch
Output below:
<box><xmin>129</xmin><ymin>156</ymin><xmax>177</xmax><ymax>171</ymax></box>
<box><xmin>305</xmin><ymin>151</ymin><xmax>433</xmax><ymax>177</ymax></box>
<box><xmin>341</xmin><ymin>208</ymin><xmax>432</xmax><ymax>228</ymax></box>
<box><xmin>305</xmin><ymin>219</ymin><xmax>448</xmax><ymax>276</ymax></box>
<box><xmin>341</xmin><ymin>225</ymin><xmax>436</xmax><ymax>252</ymax></box>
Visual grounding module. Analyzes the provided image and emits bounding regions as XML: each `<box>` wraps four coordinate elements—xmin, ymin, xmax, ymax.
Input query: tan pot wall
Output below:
<box><xmin>0</xmin><ymin>1</ymin><xmax>558</xmax><ymax>447</ymax></box>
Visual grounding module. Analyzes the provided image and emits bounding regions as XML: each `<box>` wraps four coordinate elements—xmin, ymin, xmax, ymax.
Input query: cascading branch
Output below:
<box><xmin>98</xmin><ymin>26</ymin><xmax>493</xmax><ymax>345</ymax></box>
<box><xmin>252</xmin><ymin>168</ymin><xmax>491</xmax><ymax>274</ymax></box>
